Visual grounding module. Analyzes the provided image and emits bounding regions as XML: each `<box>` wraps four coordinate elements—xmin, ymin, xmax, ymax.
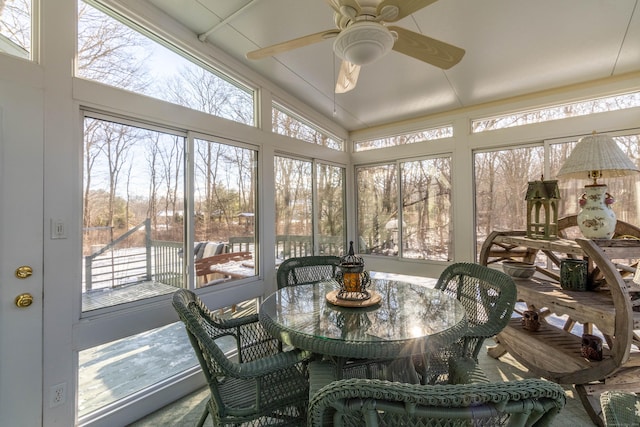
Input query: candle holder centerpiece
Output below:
<box><xmin>326</xmin><ymin>241</ymin><xmax>380</xmax><ymax>307</ymax></box>
<box><xmin>336</xmin><ymin>241</ymin><xmax>371</xmax><ymax>301</ymax></box>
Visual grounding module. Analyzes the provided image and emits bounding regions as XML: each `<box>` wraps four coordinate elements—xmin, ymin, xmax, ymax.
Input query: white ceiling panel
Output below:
<box><xmin>143</xmin><ymin>0</ymin><xmax>640</xmax><ymax>131</ymax></box>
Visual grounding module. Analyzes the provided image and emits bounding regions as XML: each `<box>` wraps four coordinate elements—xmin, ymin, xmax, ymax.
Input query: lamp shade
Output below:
<box><xmin>556</xmin><ymin>133</ymin><xmax>639</xmax><ymax>180</ymax></box>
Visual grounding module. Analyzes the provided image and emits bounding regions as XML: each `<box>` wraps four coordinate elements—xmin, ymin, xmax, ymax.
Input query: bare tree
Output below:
<box><xmin>98</xmin><ymin>123</ymin><xmax>136</xmax><ymax>228</ymax></box>
<box><xmin>83</xmin><ymin>118</ymin><xmax>103</xmax><ymax>228</ymax></box>
<box><xmin>0</xmin><ymin>0</ymin><xmax>31</xmax><ymax>55</ymax></box>
<box><xmin>145</xmin><ymin>135</ymin><xmax>160</xmax><ymax>229</ymax></box>
<box><xmin>77</xmin><ymin>2</ymin><xmax>152</xmax><ymax>92</ymax></box>
<box><xmin>79</xmin><ymin>2</ymin><xmax>154</xmax><ymax>233</ymax></box>
<box><xmin>165</xmin><ymin>64</ymin><xmax>253</xmax><ymax>125</ymax></box>
<box><xmin>157</xmin><ymin>134</ymin><xmax>184</xmax><ymax>234</ymax></box>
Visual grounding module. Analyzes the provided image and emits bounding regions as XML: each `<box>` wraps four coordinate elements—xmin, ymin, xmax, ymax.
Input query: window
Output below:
<box><xmin>357</xmin><ymin>156</ymin><xmax>452</xmax><ymax>261</ymax></box>
<box><xmin>272</xmin><ymin>102</ymin><xmax>343</xmax><ymax>150</ymax></box>
<box><xmin>77</xmin><ymin>0</ymin><xmax>254</xmax><ymax>125</ymax></box>
<box><xmin>354</xmin><ymin>125</ymin><xmax>453</xmax><ymax>152</ymax></box>
<box><xmin>472</xmin><ymin>91</ymin><xmax>640</xmax><ymax>133</ymax></box>
<box><xmin>317</xmin><ymin>162</ymin><xmax>345</xmax><ymax>255</ymax></box>
<box><xmin>77</xmin><ymin>323</ymin><xmax>198</xmax><ymax>420</ymax></box>
<box><xmin>82</xmin><ymin>115</ymin><xmax>261</xmax><ymax>311</ymax></box>
<box><xmin>474</xmin><ymin>131</ymin><xmax>640</xmax><ymax>256</ymax></box>
<box><xmin>274</xmin><ymin>156</ymin><xmax>345</xmax><ymax>259</ymax></box>
<box><xmin>549</xmin><ymin>133</ymin><xmax>640</xmax><ymax>228</ymax></box>
<box><xmin>82</xmin><ymin>115</ymin><xmax>185</xmax><ymax>312</ymax></box>
<box><xmin>0</xmin><ymin>0</ymin><xmax>31</xmax><ymax>59</ymax></box>
<box><xmin>193</xmin><ymin>137</ymin><xmax>258</xmax><ymax>285</ymax></box>
<box><xmin>474</xmin><ymin>145</ymin><xmax>544</xmax><ymax>251</ymax></box>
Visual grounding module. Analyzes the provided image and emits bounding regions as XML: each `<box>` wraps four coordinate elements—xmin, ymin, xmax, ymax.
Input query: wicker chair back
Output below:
<box><xmin>436</xmin><ymin>262</ymin><xmax>517</xmax><ymax>359</ymax></box>
<box><xmin>309</xmin><ymin>378</ymin><xmax>566</xmax><ymax>427</ymax></box>
<box><xmin>276</xmin><ymin>255</ymin><xmax>341</xmax><ymax>289</ymax></box>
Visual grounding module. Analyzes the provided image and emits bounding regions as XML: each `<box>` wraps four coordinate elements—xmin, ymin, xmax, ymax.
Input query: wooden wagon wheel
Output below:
<box><xmin>479</xmin><ymin>227</ymin><xmax>640</xmax><ymax>426</ymax></box>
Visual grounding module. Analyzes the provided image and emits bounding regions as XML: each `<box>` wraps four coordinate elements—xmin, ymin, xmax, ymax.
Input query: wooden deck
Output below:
<box><xmin>82</xmin><ymin>281</ymin><xmax>178</xmax><ymax>311</ymax></box>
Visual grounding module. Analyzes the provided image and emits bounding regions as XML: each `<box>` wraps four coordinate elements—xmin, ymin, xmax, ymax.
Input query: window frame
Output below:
<box><xmin>356</xmin><ymin>152</ymin><xmax>453</xmax><ymax>262</ymax></box>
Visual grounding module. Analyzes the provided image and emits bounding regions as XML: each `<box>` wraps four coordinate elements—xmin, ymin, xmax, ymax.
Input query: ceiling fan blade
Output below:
<box><xmin>377</xmin><ymin>0</ymin><xmax>438</xmax><ymax>22</ymax></box>
<box><xmin>246</xmin><ymin>29</ymin><xmax>340</xmax><ymax>60</ymax></box>
<box><xmin>335</xmin><ymin>61</ymin><xmax>361</xmax><ymax>93</ymax></box>
<box><xmin>389</xmin><ymin>26</ymin><xmax>465</xmax><ymax>69</ymax></box>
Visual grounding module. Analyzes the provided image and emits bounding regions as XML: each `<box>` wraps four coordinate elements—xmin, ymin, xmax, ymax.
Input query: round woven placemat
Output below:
<box><xmin>325</xmin><ymin>290</ymin><xmax>382</xmax><ymax>308</ymax></box>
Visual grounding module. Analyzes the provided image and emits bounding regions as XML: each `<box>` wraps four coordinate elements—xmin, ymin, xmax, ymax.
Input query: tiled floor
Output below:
<box><xmin>128</xmin><ymin>337</ymin><xmax>596</xmax><ymax>426</ymax></box>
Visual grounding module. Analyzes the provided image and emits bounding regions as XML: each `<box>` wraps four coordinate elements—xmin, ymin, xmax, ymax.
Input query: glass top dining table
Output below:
<box><xmin>259</xmin><ymin>278</ymin><xmax>468</xmax><ymax>361</ymax></box>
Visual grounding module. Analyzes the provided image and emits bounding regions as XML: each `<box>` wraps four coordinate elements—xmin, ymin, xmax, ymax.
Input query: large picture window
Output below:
<box><xmin>82</xmin><ymin>115</ymin><xmax>260</xmax><ymax>312</ymax></box>
<box><xmin>82</xmin><ymin>115</ymin><xmax>185</xmax><ymax>312</ymax></box>
<box><xmin>357</xmin><ymin>156</ymin><xmax>452</xmax><ymax>261</ymax></box>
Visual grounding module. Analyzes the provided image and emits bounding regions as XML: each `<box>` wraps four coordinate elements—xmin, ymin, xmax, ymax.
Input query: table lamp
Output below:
<box><xmin>556</xmin><ymin>132</ymin><xmax>639</xmax><ymax>239</ymax></box>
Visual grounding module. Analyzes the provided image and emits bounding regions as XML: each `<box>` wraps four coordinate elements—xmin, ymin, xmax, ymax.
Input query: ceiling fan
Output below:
<box><xmin>246</xmin><ymin>0</ymin><xmax>465</xmax><ymax>93</ymax></box>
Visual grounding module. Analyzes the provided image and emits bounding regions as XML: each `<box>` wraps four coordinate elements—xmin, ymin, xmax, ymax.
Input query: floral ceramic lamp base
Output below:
<box><xmin>577</xmin><ymin>184</ymin><xmax>616</xmax><ymax>239</ymax></box>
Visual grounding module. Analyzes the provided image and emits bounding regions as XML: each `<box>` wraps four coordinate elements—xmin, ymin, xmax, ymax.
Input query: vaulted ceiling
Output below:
<box><xmin>145</xmin><ymin>0</ymin><xmax>640</xmax><ymax>131</ymax></box>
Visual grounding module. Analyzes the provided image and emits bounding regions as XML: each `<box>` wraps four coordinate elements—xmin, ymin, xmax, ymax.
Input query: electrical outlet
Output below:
<box><xmin>49</xmin><ymin>383</ymin><xmax>66</xmax><ymax>408</ymax></box>
<box><xmin>50</xmin><ymin>219</ymin><xmax>67</xmax><ymax>239</ymax></box>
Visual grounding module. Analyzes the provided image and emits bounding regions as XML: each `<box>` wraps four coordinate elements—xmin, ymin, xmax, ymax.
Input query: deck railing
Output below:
<box><xmin>84</xmin><ymin>219</ymin><xmax>183</xmax><ymax>291</ymax></box>
<box><xmin>84</xmin><ymin>222</ymin><xmax>343</xmax><ymax>291</ymax></box>
<box><xmin>275</xmin><ymin>235</ymin><xmax>343</xmax><ymax>258</ymax></box>
<box><xmin>153</xmin><ymin>240</ymin><xmax>183</xmax><ymax>287</ymax></box>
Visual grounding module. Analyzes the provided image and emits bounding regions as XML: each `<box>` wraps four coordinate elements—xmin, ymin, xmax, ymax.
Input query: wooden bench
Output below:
<box><xmin>195</xmin><ymin>251</ymin><xmax>252</xmax><ymax>285</ymax></box>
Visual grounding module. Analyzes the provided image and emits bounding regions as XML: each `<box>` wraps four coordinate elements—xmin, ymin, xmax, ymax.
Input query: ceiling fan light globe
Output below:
<box><xmin>333</xmin><ymin>21</ymin><xmax>394</xmax><ymax>65</ymax></box>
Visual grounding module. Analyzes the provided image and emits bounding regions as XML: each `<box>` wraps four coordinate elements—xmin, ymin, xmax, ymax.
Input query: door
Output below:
<box><xmin>0</xmin><ymin>78</ymin><xmax>44</xmax><ymax>425</ymax></box>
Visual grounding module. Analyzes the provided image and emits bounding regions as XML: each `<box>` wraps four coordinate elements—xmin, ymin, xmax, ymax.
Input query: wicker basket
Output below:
<box><xmin>560</xmin><ymin>259</ymin><xmax>588</xmax><ymax>291</ymax></box>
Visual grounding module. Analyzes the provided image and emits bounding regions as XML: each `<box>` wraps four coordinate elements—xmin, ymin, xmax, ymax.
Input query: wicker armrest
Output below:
<box><xmin>233</xmin><ymin>348</ymin><xmax>313</xmax><ymax>378</ymax></box>
<box><xmin>448</xmin><ymin>356</ymin><xmax>490</xmax><ymax>384</ymax></box>
<box><xmin>210</xmin><ymin>312</ymin><xmax>260</xmax><ymax>328</ymax></box>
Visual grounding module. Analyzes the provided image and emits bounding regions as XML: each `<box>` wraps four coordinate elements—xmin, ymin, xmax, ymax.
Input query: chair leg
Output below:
<box><xmin>196</xmin><ymin>404</ymin><xmax>210</xmax><ymax>427</ymax></box>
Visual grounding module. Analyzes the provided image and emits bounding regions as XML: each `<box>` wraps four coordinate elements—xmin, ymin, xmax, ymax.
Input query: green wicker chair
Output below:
<box><xmin>308</xmin><ymin>377</ymin><xmax>566</xmax><ymax>427</ymax></box>
<box><xmin>276</xmin><ymin>255</ymin><xmax>341</xmax><ymax>289</ymax></box>
<box><xmin>172</xmin><ymin>289</ymin><xmax>312</xmax><ymax>427</ymax></box>
<box><xmin>600</xmin><ymin>390</ymin><xmax>640</xmax><ymax>426</ymax></box>
<box><xmin>416</xmin><ymin>262</ymin><xmax>517</xmax><ymax>384</ymax></box>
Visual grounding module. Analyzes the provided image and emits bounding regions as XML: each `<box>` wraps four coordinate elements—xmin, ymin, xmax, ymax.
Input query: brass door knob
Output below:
<box><xmin>15</xmin><ymin>293</ymin><xmax>33</xmax><ymax>308</ymax></box>
<box><xmin>15</xmin><ymin>266</ymin><xmax>33</xmax><ymax>279</ymax></box>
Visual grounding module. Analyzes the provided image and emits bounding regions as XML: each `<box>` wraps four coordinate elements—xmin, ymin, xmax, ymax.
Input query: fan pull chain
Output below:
<box><xmin>332</xmin><ymin>54</ymin><xmax>337</xmax><ymax>116</ymax></box>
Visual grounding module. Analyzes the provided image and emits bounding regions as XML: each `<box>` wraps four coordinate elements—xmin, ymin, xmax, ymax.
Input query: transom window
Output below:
<box><xmin>0</xmin><ymin>0</ymin><xmax>31</xmax><ymax>59</ymax></box>
<box><xmin>77</xmin><ymin>0</ymin><xmax>255</xmax><ymax>126</ymax></box>
<box><xmin>354</xmin><ymin>125</ymin><xmax>453</xmax><ymax>152</ymax></box>
<box><xmin>272</xmin><ymin>102</ymin><xmax>343</xmax><ymax>151</ymax></box>
<box><xmin>472</xmin><ymin>91</ymin><xmax>640</xmax><ymax>133</ymax></box>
